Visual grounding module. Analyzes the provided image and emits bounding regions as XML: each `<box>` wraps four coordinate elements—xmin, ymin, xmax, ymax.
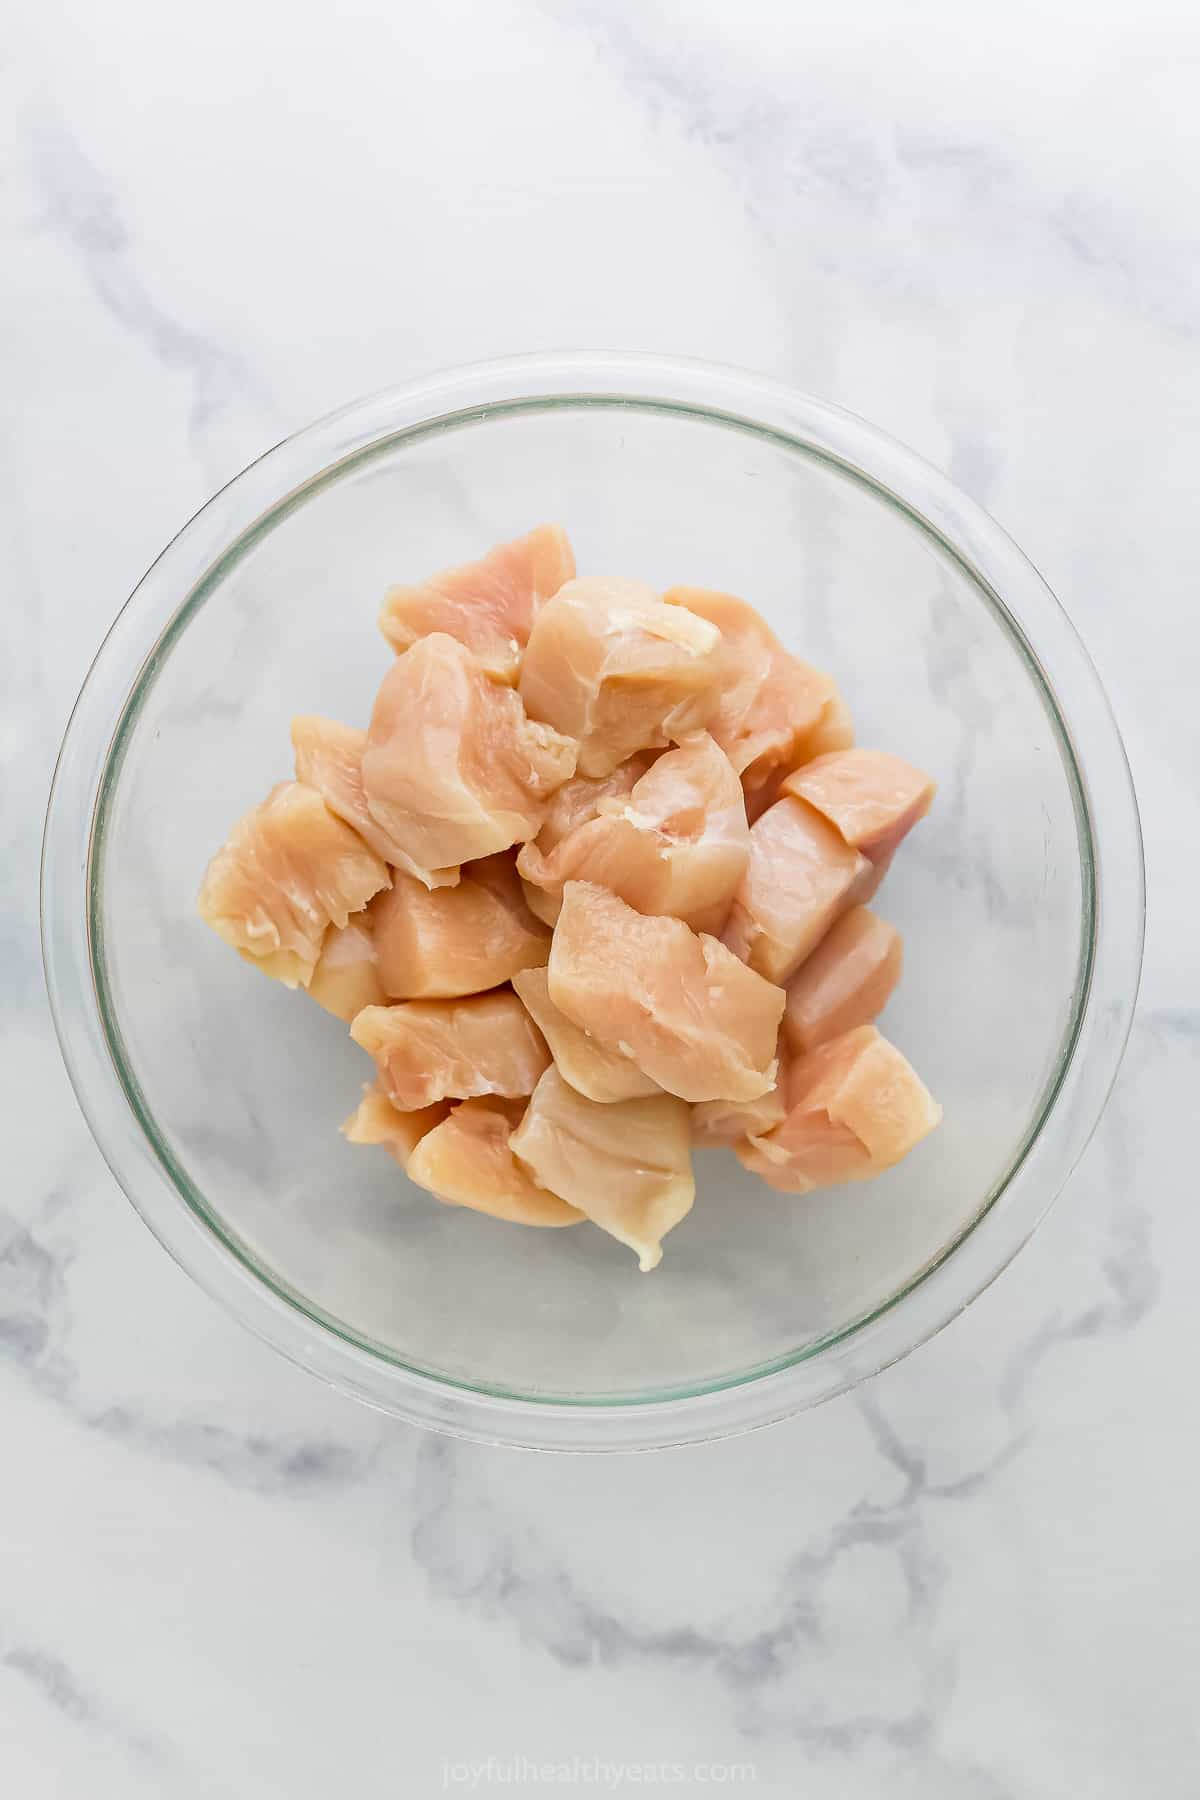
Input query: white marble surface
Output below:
<box><xmin>4</xmin><ymin>1</ymin><xmax>1199</xmax><ymax>1792</ymax></box>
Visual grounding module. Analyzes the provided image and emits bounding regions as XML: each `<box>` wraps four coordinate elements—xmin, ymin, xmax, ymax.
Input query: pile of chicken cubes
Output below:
<box><xmin>199</xmin><ymin>526</ymin><xmax>940</xmax><ymax>1271</ymax></box>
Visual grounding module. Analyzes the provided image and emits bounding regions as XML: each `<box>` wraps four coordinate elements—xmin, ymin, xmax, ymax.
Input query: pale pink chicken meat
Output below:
<box><xmin>722</xmin><ymin>796</ymin><xmax>868</xmax><ymax>985</ymax></box>
<box><xmin>532</xmin><ymin>753</ymin><xmax>657</xmax><ymax>854</ymax></box>
<box><xmin>738</xmin><ymin>690</ymin><xmax>861</xmax><ymax>827</ymax></box>
<box><xmin>340</xmin><ymin>1083</ymin><xmax>450</xmax><ymax>1166</ymax></box>
<box><xmin>198</xmin><ymin>781</ymin><xmax>389</xmax><ymax>988</ymax></box>
<box><xmin>519</xmin><ymin>875</ymin><xmax>561</xmax><ymax>929</ymax></box>
<box><xmin>512</xmin><ymin>966</ymin><xmax>661</xmax><ymax>1104</ymax></box>
<box><xmin>308</xmin><ymin>919</ymin><xmax>388</xmax><ymax>1021</ymax></box>
<box><xmin>350</xmin><ymin>991</ymin><xmax>551</xmax><ymax>1111</ymax></box>
<box><xmin>510</xmin><ymin>1066</ymin><xmax>694</xmax><ymax>1270</ymax></box>
<box><xmin>845</xmin><ymin>848</ymin><xmax>892</xmax><ymax>910</ymax></box>
<box><xmin>202</xmin><ymin>534</ymin><xmax>945</xmax><ymax>1259</ymax></box>
<box><xmin>378</xmin><ymin>524</ymin><xmax>576</xmax><ymax>684</ymax></box>
<box><xmin>805</xmin><ymin>691</ymin><xmax>857</xmax><ymax>762</ymax></box>
<box><xmin>691</xmin><ymin>1076</ymin><xmax>787</xmax><ymax>1149</ymax></box>
<box><xmin>517</xmin><ymin>732</ymin><xmax>749</xmax><ymax>934</ymax></box>
<box><xmin>519</xmin><ymin>578</ymin><xmax>723</xmax><ymax>778</ymax></box>
<box><xmin>515</xmin><ymin>753</ymin><xmax>656</xmax><ymax>926</ymax></box>
<box><xmin>782</xmin><ymin>907</ymin><xmax>902</xmax><ymax>1056</ymax></box>
<box><xmin>292</xmin><ymin>713</ymin><xmax>459</xmax><ymax>888</ymax></box>
<box><xmin>548</xmin><ymin>882</ymin><xmax>784</xmax><ymax>1104</ymax></box>
<box><xmin>361</xmin><ymin>633</ymin><xmax>578</xmax><ymax>882</ymax></box>
<box><xmin>736</xmin><ymin>1025</ymin><xmax>940</xmax><ymax>1193</ymax></box>
<box><xmin>370</xmin><ymin>852</ymin><xmax>549</xmax><ymax>999</ymax></box>
<box><xmin>408</xmin><ymin>1097</ymin><xmax>585</xmax><ymax>1228</ymax></box>
<box><xmin>783</xmin><ymin>749</ymin><xmax>935</xmax><ymax>863</ymax></box>
<box><xmin>663</xmin><ymin>588</ymin><xmax>854</xmax><ymax>819</ymax></box>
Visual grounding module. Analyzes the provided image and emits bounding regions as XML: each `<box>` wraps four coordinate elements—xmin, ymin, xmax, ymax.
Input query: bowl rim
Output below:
<box><xmin>41</xmin><ymin>351</ymin><xmax>1145</xmax><ymax>1451</ymax></box>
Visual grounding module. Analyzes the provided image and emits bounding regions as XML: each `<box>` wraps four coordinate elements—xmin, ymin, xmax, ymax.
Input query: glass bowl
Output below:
<box><xmin>41</xmin><ymin>354</ymin><xmax>1144</xmax><ymax>1450</ymax></box>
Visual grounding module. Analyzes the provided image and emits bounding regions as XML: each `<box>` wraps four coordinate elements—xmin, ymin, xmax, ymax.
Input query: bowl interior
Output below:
<box><xmin>92</xmin><ymin>400</ymin><xmax>1087</xmax><ymax>1404</ymax></box>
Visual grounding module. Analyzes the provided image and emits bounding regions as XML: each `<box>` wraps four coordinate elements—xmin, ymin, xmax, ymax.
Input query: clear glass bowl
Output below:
<box><xmin>41</xmin><ymin>354</ymin><xmax>1144</xmax><ymax>1450</ymax></box>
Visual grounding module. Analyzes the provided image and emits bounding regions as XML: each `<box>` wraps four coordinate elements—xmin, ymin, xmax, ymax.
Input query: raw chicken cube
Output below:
<box><xmin>548</xmin><ymin>882</ymin><xmax>784</xmax><ymax>1104</ymax></box>
<box><xmin>664</xmin><ymin>588</ymin><xmax>854</xmax><ymax>817</ymax></box>
<box><xmin>722</xmin><ymin>796</ymin><xmax>868</xmax><ymax>985</ymax></box>
<box><xmin>691</xmin><ymin>1077</ymin><xmax>787</xmax><ymax>1148</ymax></box>
<box><xmin>782</xmin><ymin>907</ymin><xmax>902</xmax><ymax>1055</ymax></box>
<box><xmin>340</xmin><ymin>1083</ymin><xmax>450</xmax><ymax>1166</ymax></box>
<box><xmin>533</xmin><ymin>753</ymin><xmax>657</xmax><ymax>854</ymax></box>
<box><xmin>517</xmin><ymin>732</ymin><xmax>749</xmax><ymax>934</ymax></box>
<box><xmin>362</xmin><ymin>633</ymin><xmax>578</xmax><ymax>881</ymax></box>
<box><xmin>519</xmin><ymin>875</ymin><xmax>562</xmax><ymax>929</ymax></box>
<box><xmin>308</xmin><ymin>919</ymin><xmax>387</xmax><ymax>1021</ymax></box>
<box><xmin>378</xmin><ymin>524</ymin><xmax>576</xmax><ymax>683</ymax></box>
<box><xmin>846</xmin><ymin>849</ymin><xmax>892</xmax><ymax>909</ymax></box>
<box><xmin>292</xmin><ymin>713</ymin><xmax>459</xmax><ymax>889</ymax></box>
<box><xmin>198</xmin><ymin>781</ymin><xmax>389</xmax><ymax>988</ymax></box>
<box><xmin>737</xmin><ymin>1025</ymin><xmax>941</xmax><ymax>1192</ymax></box>
<box><xmin>350</xmin><ymin>990</ymin><xmax>550</xmax><ymax>1110</ymax></box>
<box><xmin>515</xmin><ymin>753</ymin><xmax>657</xmax><ymax>925</ymax></box>
<box><xmin>804</xmin><ymin>691</ymin><xmax>857</xmax><ymax>762</ymax></box>
<box><xmin>510</xmin><ymin>1066</ymin><xmax>694</xmax><ymax>1270</ymax></box>
<box><xmin>519</xmin><ymin>578</ymin><xmax>723</xmax><ymax>777</ymax></box>
<box><xmin>737</xmin><ymin>680</ymin><xmax>860</xmax><ymax>828</ymax></box>
<box><xmin>783</xmin><ymin>749</ymin><xmax>935</xmax><ymax>862</ymax></box>
<box><xmin>512</xmin><ymin>966</ymin><xmax>660</xmax><ymax>1104</ymax></box>
<box><xmin>370</xmin><ymin>853</ymin><xmax>549</xmax><ymax>999</ymax></box>
<box><xmin>407</xmin><ymin>1097</ymin><xmax>585</xmax><ymax>1227</ymax></box>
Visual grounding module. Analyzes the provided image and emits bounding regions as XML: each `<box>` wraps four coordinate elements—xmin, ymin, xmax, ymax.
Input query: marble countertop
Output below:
<box><xmin>5</xmin><ymin>2</ymin><xmax>1198</xmax><ymax>1793</ymax></box>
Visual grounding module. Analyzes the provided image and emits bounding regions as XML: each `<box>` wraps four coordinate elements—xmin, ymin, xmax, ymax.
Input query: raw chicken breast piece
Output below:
<box><xmin>198</xmin><ymin>781</ymin><xmax>390</xmax><ymax>988</ymax></box>
<box><xmin>520</xmin><ymin>875</ymin><xmax>562</xmax><ymax>929</ymax></box>
<box><xmin>783</xmin><ymin>749</ymin><xmax>935</xmax><ymax>862</ymax></box>
<box><xmin>516</xmin><ymin>752</ymin><xmax>658</xmax><ymax>928</ymax></box>
<box><xmin>512</xmin><ymin>967</ymin><xmax>661</xmax><ymax>1104</ymax></box>
<box><xmin>408</xmin><ymin>1097</ymin><xmax>585</xmax><ymax>1227</ymax></box>
<box><xmin>308</xmin><ymin>919</ymin><xmax>387</xmax><ymax>1021</ymax></box>
<box><xmin>803</xmin><ymin>691</ymin><xmax>857</xmax><ymax>762</ymax></box>
<box><xmin>664</xmin><ymin>588</ymin><xmax>854</xmax><ymax>816</ymax></box>
<box><xmin>517</xmin><ymin>733</ymin><xmax>750</xmax><ymax>935</ymax></box>
<box><xmin>692</xmin><ymin>1076</ymin><xmax>787</xmax><ymax>1148</ymax></box>
<box><xmin>519</xmin><ymin>578</ymin><xmax>723</xmax><ymax>777</ymax></box>
<box><xmin>340</xmin><ymin>1083</ymin><xmax>450</xmax><ymax>1166</ymax></box>
<box><xmin>510</xmin><ymin>1066</ymin><xmax>694</xmax><ymax>1270</ymax></box>
<box><xmin>350</xmin><ymin>991</ymin><xmax>550</xmax><ymax>1110</ymax></box>
<box><xmin>549</xmin><ymin>883</ymin><xmax>784</xmax><ymax>1104</ymax></box>
<box><xmin>362</xmin><ymin>633</ymin><xmax>578</xmax><ymax>880</ymax></box>
<box><xmin>292</xmin><ymin>713</ymin><xmax>459</xmax><ymax>889</ymax></box>
<box><xmin>783</xmin><ymin>907</ymin><xmax>902</xmax><ymax>1055</ymax></box>
<box><xmin>722</xmin><ymin>796</ymin><xmax>868</xmax><ymax>985</ymax></box>
<box><xmin>371</xmin><ymin>853</ymin><xmax>549</xmax><ymax>999</ymax></box>
<box><xmin>739</xmin><ymin>683</ymin><xmax>860</xmax><ymax>827</ymax></box>
<box><xmin>737</xmin><ymin>1025</ymin><xmax>941</xmax><ymax>1193</ymax></box>
<box><xmin>378</xmin><ymin>524</ymin><xmax>576</xmax><ymax>683</ymax></box>
<box><xmin>533</xmin><ymin>754</ymin><xmax>656</xmax><ymax>855</ymax></box>
<box><xmin>847</xmin><ymin>848</ymin><xmax>892</xmax><ymax>909</ymax></box>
